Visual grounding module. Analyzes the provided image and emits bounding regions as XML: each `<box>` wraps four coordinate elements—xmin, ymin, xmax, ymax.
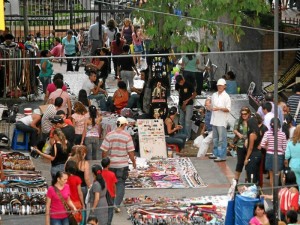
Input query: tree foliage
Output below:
<box><xmin>136</xmin><ymin>0</ymin><xmax>269</xmax><ymax>52</ymax></box>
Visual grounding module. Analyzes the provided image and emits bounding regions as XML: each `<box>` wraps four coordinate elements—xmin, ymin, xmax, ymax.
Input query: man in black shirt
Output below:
<box><xmin>50</xmin><ymin>115</ymin><xmax>75</xmax><ymax>146</ymax></box>
<box><xmin>175</xmin><ymin>75</ymin><xmax>197</xmax><ymax>141</ymax></box>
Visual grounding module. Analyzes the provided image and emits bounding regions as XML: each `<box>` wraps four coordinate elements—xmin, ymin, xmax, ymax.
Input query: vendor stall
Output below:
<box><xmin>126</xmin><ymin>157</ymin><xmax>206</xmax><ymax>189</ymax></box>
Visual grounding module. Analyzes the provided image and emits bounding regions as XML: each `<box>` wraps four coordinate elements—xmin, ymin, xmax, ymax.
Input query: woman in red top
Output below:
<box><xmin>65</xmin><ymin>160</ymin><xmax>84</xmax><ymax>223</ymax></box>
<box><xmin>101</xmin><ymin>157</ymin><xmax>117</xmax><ymax>225</ymax></box>
<box><xmin>111</xmin><ymin>33</ymin><xmax>125</xmax><ymax>79</ymax></box>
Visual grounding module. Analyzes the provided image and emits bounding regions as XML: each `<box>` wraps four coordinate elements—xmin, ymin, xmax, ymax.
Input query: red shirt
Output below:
<box><xmin>67</xmin><ymin>175</ymin><xmax>82</xmax><ymax>203</ymax></box>
<box><xmin>102</xmin><ymin>169</ymin><xmax>117</xmax><ymax>198</ymax></box>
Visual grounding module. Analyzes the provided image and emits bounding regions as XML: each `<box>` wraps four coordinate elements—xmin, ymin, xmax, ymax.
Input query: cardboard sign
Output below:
<box><xmin>137</xmin><ymin>119</ymin><xmax>167</xmax><ymax>159</ymax></box>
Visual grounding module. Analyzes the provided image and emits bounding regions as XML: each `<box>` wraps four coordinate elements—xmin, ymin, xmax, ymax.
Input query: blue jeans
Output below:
<box><xmin>212</xmin><ymin>125</ymin><xmax>227</xmax><ymax>159</ymax></box>
<box><xmin>108</xmin><ymin>197</ymin><xmax>115</xmax><ymax>225</ymax></box>
<box><xmin>127</xmin><ymin>94</ymin><xmax>141</xmax><ymax>109</ymax></box>
<box><xmin>109</xmin><ymin>167</ymin><xmax>129</xmax><ymax>207</ymax></box>
<box><xmin>179</xmin><ymin>104</ymin><xmax>193</xmax><ymax>140</ymax></box>
<box><xmin>50</xmin><ymin>217</ymin><xmax>69</xmax><ymax>225</ymax></box>
<box><xmin>40</xmin><ymin>76</ymin><xmax>52</xmax><ymax>94</ymax></box>
<box><xmin>88</xmin><ymin>94</ymin><xmax>107</xmax><ymax>111</ymax></box>
<box><xmin>165</xmin><ymin>134</ymin><xmax>187</xmax><ymax>150</ymax></box>
<box><xmin>84</xmin><ymin>137</ymin><xmax>101</xmax><ymax>160</ymax></box>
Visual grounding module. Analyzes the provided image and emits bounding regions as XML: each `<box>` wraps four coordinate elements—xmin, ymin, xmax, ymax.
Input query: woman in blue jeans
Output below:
<box><xmin>82</xmin><ymin>105</ymin><xmax>102</xmax><ymax>160</ymax></box>
<box><xmin>164</xmin><ymin>106</ymin><xmax>187</xmax><ymax>151</ymax></box>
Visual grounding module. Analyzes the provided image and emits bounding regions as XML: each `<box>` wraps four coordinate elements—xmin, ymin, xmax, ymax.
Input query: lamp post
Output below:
<box><xmin>70</xmin><ymin>0</ymin><xmax>74</xmax><ymax>30</ymax></box>
<box><xmin>98</xmin><ymin>0</ymin><xmax>102</xmax><ymax>46</ymax></box>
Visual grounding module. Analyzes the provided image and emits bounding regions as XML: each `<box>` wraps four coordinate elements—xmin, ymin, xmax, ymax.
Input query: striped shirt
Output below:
<box><xmin>41</xmin><ymin>104</ymin><xmax>56</xmax><ymax>134</ymax></box>
<box><xmin>100</xmin><ymin>129</ymin><xmax>135</xmax><ymax>168</ymax></box>
<box><xmin>287</xmin><ymin>94</ymin><xmax>300</xmax><ymax>124</ymax></box>
<box><xmin>260</xmin><ymin>130</ymin><xmax>287</xmax><ymax>155</ymax></box>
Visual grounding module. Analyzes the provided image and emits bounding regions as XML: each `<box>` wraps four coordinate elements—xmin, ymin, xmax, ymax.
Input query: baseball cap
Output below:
<box><xmin>50</xmin><ymin>115</ymin><xmax>64</xmax><ymax>124</ymax></box>
<box><xmin>117</xmin><ymin>116</ymin><xmax>128</xmax><ymax>125</ymax></box>
<box><xmin>217</xmin><ymin>78</ymin><xmax>226</xmax><ymax>86</ymax></box>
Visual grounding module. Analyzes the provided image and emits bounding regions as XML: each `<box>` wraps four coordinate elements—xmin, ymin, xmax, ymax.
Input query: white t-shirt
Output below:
<box><xmin>82</xmin><ymin>78</ymin><xmax>95</xmax><ymax>96</ymax></box>
<box><xmin>263</xmin><ymin>112</ymin><xmax>275</xmax><ymax>131</ymax></box>
<box><xmin>104</xmin><ymin>27</ymin><xmax>119</xmax><ymax>43</ymax></box>
<box><xmin>210</xmin><ymin>91</ymin><xmax>231</xmax><ymax>127</ymax></box>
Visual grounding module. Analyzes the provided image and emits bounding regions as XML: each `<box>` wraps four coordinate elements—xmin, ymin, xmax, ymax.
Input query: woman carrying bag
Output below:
<box><xmin>45</xmin><ymin>171</ymin><xmax>77</xmax><ymax>225</ymax></box>
<box><xmin>61</xmin><ymin>30</ymin><xmax>80</xmax><ymax>72</ymax></box>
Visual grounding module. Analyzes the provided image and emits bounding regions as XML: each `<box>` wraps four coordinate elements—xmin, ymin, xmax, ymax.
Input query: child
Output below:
<box><xmin>87</xmin><ymin>216</ymin><xmax>98</xmax><ymax>225</ymax></box>
<box><xmin>101</xmin><ymin>157</ymin><xmax>117</xmax><ymax>225</ymax></box>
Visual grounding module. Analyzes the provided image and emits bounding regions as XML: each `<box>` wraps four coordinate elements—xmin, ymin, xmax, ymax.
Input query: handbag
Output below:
<box><xmin>74</xmin><ymin>37</ymin><xmax>80</xmax><ymax>56</ymax></box>
<box><xmin>54</xmin><ymin>186</ymin><xmax>81</xmax><ymax>225</ymax></box>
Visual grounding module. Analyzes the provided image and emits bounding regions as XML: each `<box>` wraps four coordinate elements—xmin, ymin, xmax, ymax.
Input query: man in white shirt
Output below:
<box><xmin>209</xmin><ymin>78</ymin><xmax>231</xmax><ymax>162</ymax></box>
<box><xmin>262</xmin><ymin>102</ymin><xmax>274</xmax><ymax>130</ymax></box>
<box><xmin>82</xmin><ymin>70</ymin><xmax>107</xmax><ymax>111</ymax></box>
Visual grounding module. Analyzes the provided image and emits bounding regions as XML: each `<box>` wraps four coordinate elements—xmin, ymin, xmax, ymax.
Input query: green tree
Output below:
<box><xmin>137</xmin><ymin>0</ymin><xmax>269</xmax><ymax>52</ymax></box>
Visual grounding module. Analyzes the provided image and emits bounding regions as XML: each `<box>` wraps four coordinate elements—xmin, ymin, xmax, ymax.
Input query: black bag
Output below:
<box><xmin>106</xmin><ymin>190</ymin><xmax>114</xmax><ymax>206</ymax></box>
<box><xmin>74</xmin><ymin>37</ymin><xmax>80</xmax><ymax>56</ymax></box>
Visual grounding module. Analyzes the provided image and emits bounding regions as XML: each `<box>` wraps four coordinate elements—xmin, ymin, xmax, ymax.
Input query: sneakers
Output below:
<box><xmin>214</xmin><ymin>157</ymin><xmax>226</xmax><ymax>162</ymax></box>
<box><xmin>208</xmin><ymin>154</ymin><xmax>217</xmax><ymax>159</ymax></box>
<box><xmin>115</xmin><ymin>207</ymin><xmax>121</xmax><ymax>213</ymax></box>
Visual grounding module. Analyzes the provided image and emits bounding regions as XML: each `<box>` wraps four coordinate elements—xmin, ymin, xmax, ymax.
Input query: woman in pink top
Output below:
<box><xmin>44</xmin><ymin>73</ymin><xmax>67</xmax><ymax>104</ymax></box>
<box><xmin>46</xmin><ymin>171</ymin><xmax>77</xmax><ymax>225</ymax></box>
<box><xmin>71</xmin><ymin>101</ymin><xmax>89</xmax><ymax>145</ymax></box>
<box><xmin>132</xmin><ymin>26</ymin><xmax>144</xmax><ymax>68</ymax></box>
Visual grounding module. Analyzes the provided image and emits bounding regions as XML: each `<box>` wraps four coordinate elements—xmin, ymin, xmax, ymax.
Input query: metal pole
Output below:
<box><xmin>273</xmin><ymin>0</ymin><xmax>279</xmax><ymax>224</ymax></box>
<box><xmin>70</xmin><ymin>0</ymin><xmax>73</xmax><ymax>30</ymax></box>
<box><xmin>98</xmin><ymin>0</ymin><xmax>102</xmax><ymax>46</ymax></box>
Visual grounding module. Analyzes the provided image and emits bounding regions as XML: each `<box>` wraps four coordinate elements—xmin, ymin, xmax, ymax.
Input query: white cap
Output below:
<box><xmin>217</xmin><ymin>78</ymin><xmax>226</xmax><ymax>86</ymax></box>
<box><xmin>117</xmin><ymin>116</ymin><xmax>128</xmax><ymax>126</ymax></box>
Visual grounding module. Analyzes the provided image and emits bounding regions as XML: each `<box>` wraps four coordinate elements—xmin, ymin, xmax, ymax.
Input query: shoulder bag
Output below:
<box><xmin>54</xmin><ymin>186</ymin><xmax>81</xmax><ymax>225</ymax></box>
<box><xmin>73</xmin><ymin>37</ymin><xmax>80</xmax><ymax>56</ymax></box>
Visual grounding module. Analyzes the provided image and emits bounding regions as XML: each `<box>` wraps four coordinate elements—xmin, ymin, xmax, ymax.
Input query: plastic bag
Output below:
<box><xmin>42</xmin><ymin>139</ymin><xmax>51</xmax><ymax>154</ymax></box>
<box><xmin>193</xmin><ymin>135</ymin><xmax>203</xmax><ymax>148</ymax></box>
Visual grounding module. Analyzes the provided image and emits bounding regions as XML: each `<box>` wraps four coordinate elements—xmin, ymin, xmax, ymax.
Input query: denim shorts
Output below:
<box><xmin>134</xmin><ymin>44</ymin><xmax>143</xmax><ymax>53</ymax></box>
<box><xmin>265</xmin><ymin>153</ymin><xmax>284</xmax><ymax>171</ymax></box>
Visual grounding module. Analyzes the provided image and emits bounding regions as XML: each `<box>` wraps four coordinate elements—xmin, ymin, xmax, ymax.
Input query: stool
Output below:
<box><xmin>11</xmin><ymin>129</ymin><xmax>29</xmax><ymax>151</ymax></box>
<box><xmin>166</xmin><ymin>144</ymin><xmax>180</xmax><ymax>153</ymax></box>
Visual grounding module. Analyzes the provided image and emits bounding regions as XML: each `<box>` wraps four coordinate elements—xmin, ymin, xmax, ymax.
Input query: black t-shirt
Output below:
<box><xmin>177</xmin><ymin>81</ymin><xmax>194</xmax><ymax>106</ymax></box>
<box><xmin>51</xmin><ymin>142</ymin><xmax>72</xmax><ymax>166</ymax></box>
<box><xmin>61</xmin><ymin>125</ymin><xmax>75</xmax><ymax>146</ymax></box>
<box><xmin>118</xmin><ymin>55</ymin><xmax>135</xmax><ymax>71</ymax></box>
<box><xmin>99</xmin><ymin>58</ymin><xmax>109</xmax><ymax>79</ymax></box>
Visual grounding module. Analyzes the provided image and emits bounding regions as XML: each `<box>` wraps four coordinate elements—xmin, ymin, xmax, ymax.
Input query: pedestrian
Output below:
<box><xmin>233</xmin><ymin>106</ymin><xmax>251</xmax><ymax>182</ymax></box>
<box><xmin>78</xmin><ymin>89</ymin><xmax>91</xmax><ymax>108</ymax></box>
<box><xmin>132</xmin><ymin>25</ymin><xmax>144</xmax><ymax>68</ymax></box>
<box><xmin>101</xmin><ymin>116</ymin><xmax>136</xmax><ymax>213</ymax></box>
<box><xmin>285</xmin><ymin>125</ymin><xmax>300</xmax><ymax>188</ymax></box>
<box><xmin>287</xmin><ymin>83</ymin><xmax>300</xmax><ymax>125</ymax></box>
<box><xmin>61</xmin><ymin>29</ymin><xmax>80</xmax><ymax>72</ymax></box>
<box><xmin>127</xmin><ymin>69</ymin><xmax>146</xmax><ymax>109</ymax></box>
<box><xmin>87</xmin><ymin>216</ymin><xmax>98</xmax><ymax>225</ymax></box>
<box><xmin>175</xmin><ymin>75</ymin><xmax>197</xmax><ymax>141</ymax></box>
<box><xmin>88</xmin><ymin>16</ymin><xmax>106</xmax><ymax>56</ymax></box>
<box><xmin>41</xmin><ymin>97</ymin><xmax>63</xmax><ymax>142</ymax></box>
<box><xmin>164</xmin><ymin>106</ymin><xmax>187</xmax><ymax>151</ymax></box>
<box><xmin>44</xmin><ymin>73</ymin><xmax>67</xmax><ymax>104</ymax></box>
<box><xmin>82</xmin><ymin>105</ymin><xmax>102</xmax><ymax>160</ymax></box>
<box><xmin>285</xmin><ymin>210</ymin><xmax>298</xmax><ymax>224</ymax></box>
<box><xmin>67</xmin><ymin>145</ymin><xmax>92</xmax><ymax>221</ymax></box>
<box><xmin>45</xmin><ymin>171</ymin><xmax>77</xmax><ymax>225</ymax></box>
<box><xmin>225</xmin><ymin>71</ymin><xmax>238</xmax><ymax>94</ymax></box>
<box><xmin>282</xmin><ymin>114</ymin><xmax>296</xmax><ymax>140</ymax></box>
<box><xmin>89</xmin><ymin>164</ymin><xmax>108</xmax><ymax>225</ymax></box>
<box><xmin>244</xmin><ymin>117</ymin><xmax>262</xmax><ymax>184</ymax></box>
<box><xmin>71</xmin><ymin>102</ymin><xmax>89</xmax><ymax>145</ymax></box>
<box><xmin>50</xmin><ymin>37</ymin><xmax>63</xmax><ymax>58</ymax></box>
<box><xmin>121</xmin><ymin>18</ymin><xmax>134</xmax><ymax>45</ymax></box>
<box><xmin>181</xmin><ymin>52</ymin><xmax>199</xmax><ymax>86</ymax></box>
<box><xmin>111</xmin><ymin>33</ymin><xmax>125</xmax><ymax>79</ymax></box>
<box><xmin>56</xmin><ymin>110</ymin><xmax>73</xmax><ymax>126</ymax></box>
<box><xmin>209</xmin><ymin>78</ymin><xmax>231</xmax><ymax>162</ymax></box>
<box><xmin>65</xmin><ymin>160</ymin><xmax>85</xmax><ymax>223</ymax></box>
<box><xmin>101</xmin><ymin>157</ymin><xmax>117</xmax><ymax>225</ymax></box>
<box><xmin>262</xmin><ymin>102</ymin><xmax>274</xmax><ymax>131</ymax></box>
<box><xmin>35</xmin><ymin>128</ymin><xmax>72</xmax><ymax>180</ymax></box>
<box><xmin>261</xmin><ymin>118</ymin><xmax>287</xmax><ymax>188</ymax></box>
<box><xmin>39</xmin><ymin>49</ymin><xmax>53</xmax><ymax>93</ymax></box>
<box><xmin>16</xmin><ymin>109</ymin><xmax>42</xmax><ymax>149</ymax></box>
<box><xmin>82</xmin><ymin>70</ymin><xmax>107</xmax><ymax>111</ymax></box>
<box><xmin>50</xmin><ymin>115</ymin><xmax>75</xmax><ymax>147</ymax></box>
<box><xmin>118</xmin><ymin>44</ymin><xmax>139</xmax><ymax>91</ymax></box>
<box><xmin>48</xmin><ymin>79</ymin><xmax>72</xmax><ymax>118</ymax></box>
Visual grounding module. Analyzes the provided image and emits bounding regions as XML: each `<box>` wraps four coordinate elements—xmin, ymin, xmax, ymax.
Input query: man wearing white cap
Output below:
<box><xmin>209</xmin><ymin>78</ymin><xmax>231</xmax><ymax>162</ymax></box>
<box><xmin>101</xmin><ymin>116</ymin><xmax>136</xmax><ymax>213</ymax></box>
